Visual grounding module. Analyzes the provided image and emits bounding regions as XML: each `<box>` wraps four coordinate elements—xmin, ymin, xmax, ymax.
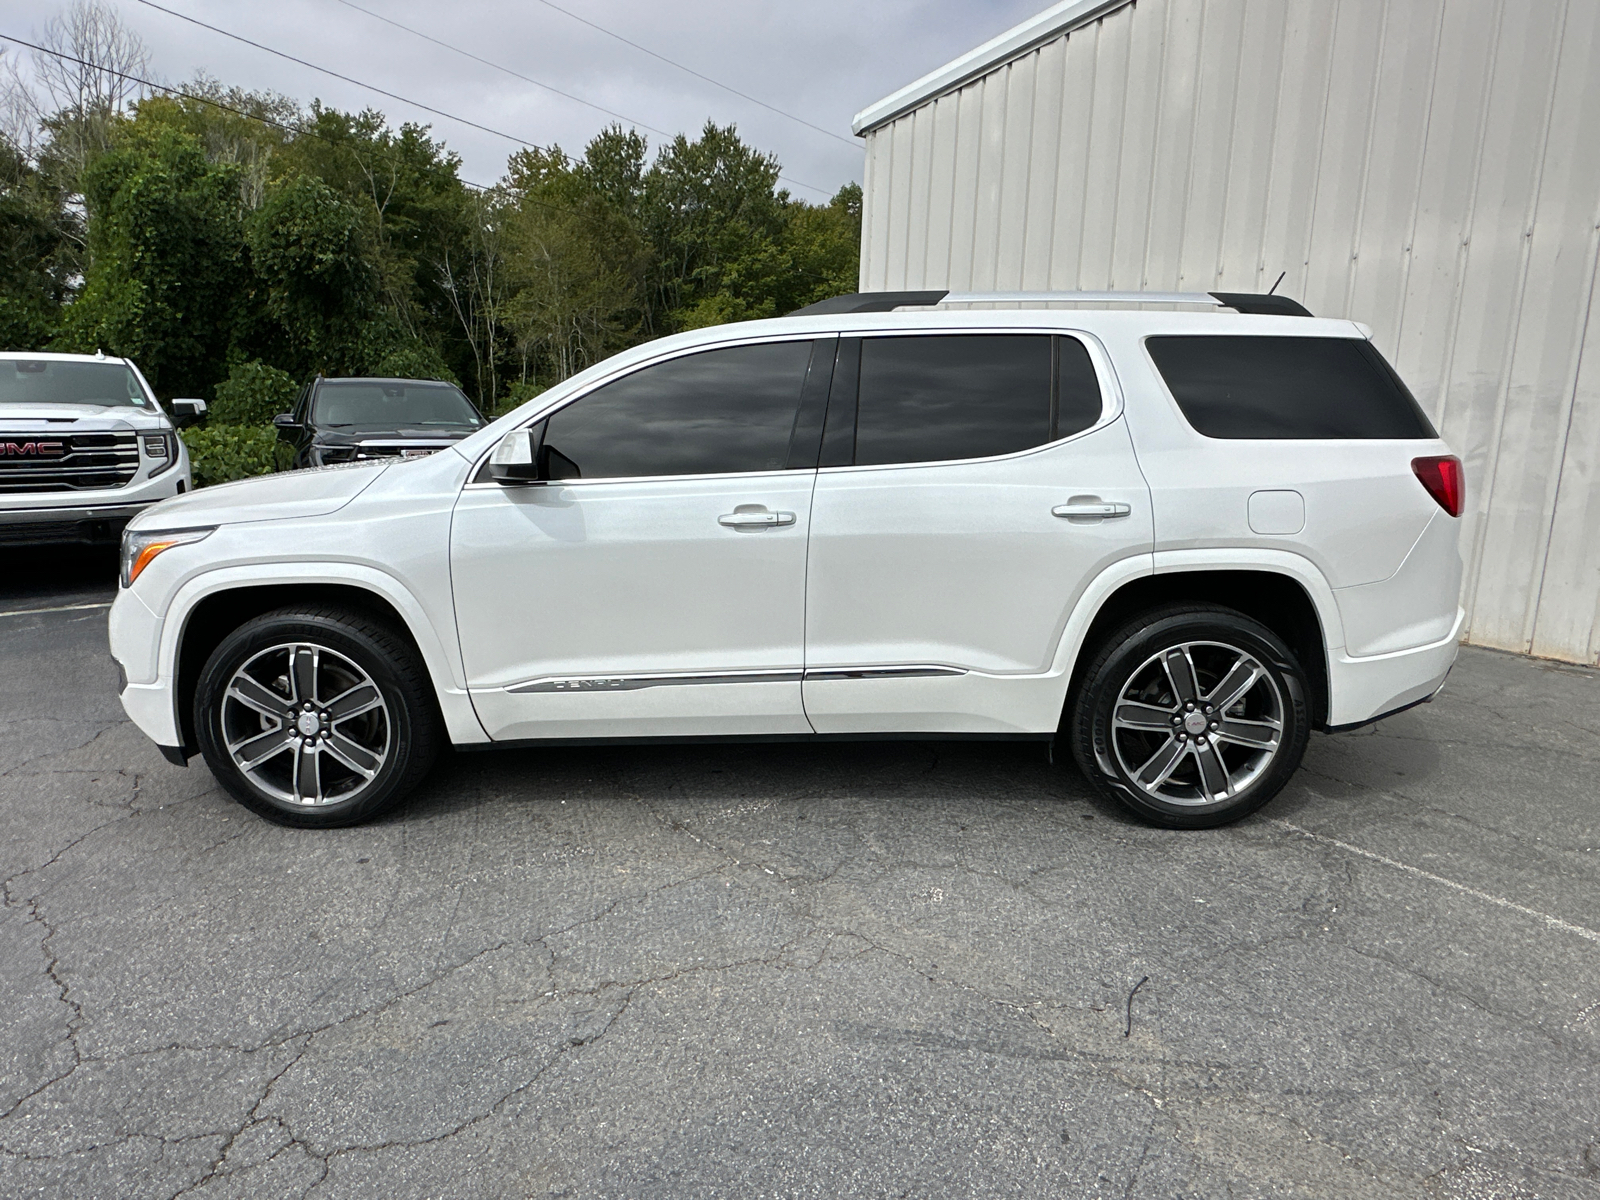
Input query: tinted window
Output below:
<box><xmin>543</xmin><ymin>340</ymin><xmax>814</xmax><ymax>479</ymax></box>
<box><xmin>1056</xmin><ymin>336</ymin><xmax>1103</xmax><ymax>438</ymax></box>
<box><xmin>854</xmin><ymin>335</ymin><xmax>1059</xmax><ymax>466</ymax></box>
<box><xmin>1146</xmin><ymin>336</ymin><xmax>1437</xmax><ymax>439</ymax></box>
<box><xmin>314</xmin><ymin>380</ymin><xmax>482</xmax><ymax>429</ymax></box>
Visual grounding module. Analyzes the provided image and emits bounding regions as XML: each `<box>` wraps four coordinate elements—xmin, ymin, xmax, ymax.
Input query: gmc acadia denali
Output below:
<box><xmin>108</xmin><ymin>291</ymin><xmax>1465</xmax><ymax>830</ymax></box>
<box><xmin>1</xmin><ymin>351</ymin><xmax>201</xmax><ymax>546</ymax></box>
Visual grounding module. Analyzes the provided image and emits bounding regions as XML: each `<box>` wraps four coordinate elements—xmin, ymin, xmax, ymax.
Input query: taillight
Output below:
<box><xmin>1412</xmin><ymin>455</ymin><xmax>1464</xmax><ymax>517</ymax></box>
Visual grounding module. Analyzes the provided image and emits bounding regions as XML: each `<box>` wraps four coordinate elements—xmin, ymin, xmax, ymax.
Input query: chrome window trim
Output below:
<box><xmin>817</xmin><ymin>326</ymin><xmax>1127</xmax><ymax>476</ymax></box>
<box><xmin>466</xmin><ymin>332</ymin><xmax>838</xmax><ymax>484</ymax></box>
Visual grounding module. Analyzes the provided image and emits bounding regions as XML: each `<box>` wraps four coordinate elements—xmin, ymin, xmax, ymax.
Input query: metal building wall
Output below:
<box><xmin>859</xmin><ymin>0</ymin><xmax>1600</xmax><ymax>665</ymax></box>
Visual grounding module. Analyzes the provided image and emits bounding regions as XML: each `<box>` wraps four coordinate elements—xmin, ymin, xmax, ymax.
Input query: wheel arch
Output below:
<box><xmin>1062</xmin><ymin>561</ymin><xmax>1338</xmax><ymax>730</ymax></box>
<box><xmin>164</xmin><ymin>567</ymin><xmax>486</xmax><ymax>755</ymax></box>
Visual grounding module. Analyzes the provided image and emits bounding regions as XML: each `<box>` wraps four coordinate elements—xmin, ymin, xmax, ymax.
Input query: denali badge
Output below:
<box><xmin>1</xmin><ymin>442</ymin><xmax>65</xmax><ymax>457</ymax></box>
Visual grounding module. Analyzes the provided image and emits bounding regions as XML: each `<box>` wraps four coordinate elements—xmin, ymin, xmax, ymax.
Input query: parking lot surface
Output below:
<box><xmin>1</xmin><ymin>548</ymin><xmax>1597</xmax><ymax>1199</ymax></box>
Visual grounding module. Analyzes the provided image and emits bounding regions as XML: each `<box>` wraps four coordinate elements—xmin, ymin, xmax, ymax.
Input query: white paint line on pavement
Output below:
<box><xmin>0</xmin><ymin>600</ymin><xmax>113</xmax><ymax>618</ymax></box>
<box><xmin>1272</xmin><ymin>819</ymin><xmax>1600</xmax><ymax>946</ymax></box>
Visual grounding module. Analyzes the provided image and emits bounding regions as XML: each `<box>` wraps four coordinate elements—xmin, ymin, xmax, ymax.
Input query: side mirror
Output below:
<box><xmin>488</xmin><ymin>424</ymin><xmax>544</xmax><ymax>484</ymax></box>
<box><xmin>170</xmin><ymin>398</ymin><xmax>207</xmax><ymax>429</ymax></box>
<box><xmin>272</xmin><ymin>412</ymin><xmax>299</xmax><ymax>442</ymax></box>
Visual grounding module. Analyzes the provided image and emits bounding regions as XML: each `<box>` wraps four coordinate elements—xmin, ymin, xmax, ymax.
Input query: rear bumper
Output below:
<box><xmin>1325</xmin><ymin>606</ymin><xmax>1464</xmax><ymax>728</ymax></box>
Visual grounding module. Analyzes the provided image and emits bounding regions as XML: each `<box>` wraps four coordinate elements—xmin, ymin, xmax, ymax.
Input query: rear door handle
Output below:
<box><xmin>719</xmin><ymin>510</ymin><xmax>796</xmax><ymax>528</ymax></box>
<box><xmin>1053</xmin><ymin>502</ymin><xmax>1131</xmax><ymax>519</ymax></box>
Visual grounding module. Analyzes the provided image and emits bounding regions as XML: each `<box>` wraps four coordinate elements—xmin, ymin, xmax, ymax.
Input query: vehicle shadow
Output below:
<box><xmin>397</xmin><ymin>716</ymin><xmax>1449</xmax><ymax>834</ymax></box>
<box><xmin>0</xmin><ymin>543</ymin><xmax>119</xmax><ymax>609</ymax></box>
<box><xmin>400</xmin><ymin>737</ymin><xmax>1142</xmax><ymax>828</ymax></box>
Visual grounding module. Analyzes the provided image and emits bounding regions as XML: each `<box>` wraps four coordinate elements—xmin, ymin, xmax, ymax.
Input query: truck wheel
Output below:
<box><xmin>1067</xmin><ymin>604</ymin><xmax>1310</xmax><ymax>829</ymax></box>
<box><xmin>193</xmin><ymin>606</ymin><xmax>440</xmax><ymax>828</ymax></box>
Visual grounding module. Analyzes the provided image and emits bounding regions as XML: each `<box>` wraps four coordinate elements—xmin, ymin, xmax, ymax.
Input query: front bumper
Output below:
<box><xmin>1</xmin><ymin>470</ymin><xmax>189</xmax><ymax>546</ymax></box>
<box><xmin>111</xmin><ymin>587</ymin><xmax>185</xmax><ymax>751</ymax></box>
<box><xmin>0</xmin><ymin>500</ymin><xmax>155</xmax><ymax>546</ymax></box>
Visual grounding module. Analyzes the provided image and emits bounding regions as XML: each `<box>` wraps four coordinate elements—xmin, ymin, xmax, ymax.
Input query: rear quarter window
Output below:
<box><xmin>1145</xmin><ymin>335</ymin><xmax>1437</xmax><ymax>439</ymax></box>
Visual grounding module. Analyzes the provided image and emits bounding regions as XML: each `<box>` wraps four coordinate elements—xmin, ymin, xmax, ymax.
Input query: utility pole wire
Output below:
<box><xmin>131</xmin><ymin>0</ymin><xmax>553</xmax><ymax>152</ymax></box>
<box><xmin>132</xmin><ymin>0</ymin><xmax>832</xmax><ymax>197</ymax></box>
<box><xmin>328</xmin><ymin>0</ymin><xmax>671</xmax><ymax>139</ymax></box>
<box><xmin>0</xmin><ymin>29</ymin><xmax>483</xmax><ymax>191</ymax></box>
<box><xmin>531</xmin><ymin>0</ymin><xmax>860</xmax><ymax>150</ymax></box>
<box><xmin>326</xmin><ymin>0</ymin><xmax>832</xmax><ymax>197</ymax></box>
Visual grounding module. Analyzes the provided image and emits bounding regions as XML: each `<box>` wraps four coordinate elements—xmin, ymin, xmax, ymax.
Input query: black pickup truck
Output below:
<box><xmin>274</xmin><ymin>376</ymin><xmax>486</xmax><ymax>468</ymax></box>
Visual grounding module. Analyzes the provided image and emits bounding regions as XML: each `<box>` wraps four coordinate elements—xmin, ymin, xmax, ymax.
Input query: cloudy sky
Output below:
<box><xmin>1</xmin><ymin>0</ymin><xmax>1046</xmax><ymax>199</ymax></box>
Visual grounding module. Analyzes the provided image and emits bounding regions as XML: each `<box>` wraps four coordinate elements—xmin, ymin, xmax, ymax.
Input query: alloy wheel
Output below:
<box><xmin>1109</xmin><ymin>640</ymin><xmax>1284</xmax><ymax>807</ymax></box>
<box><xmin>219</xmin><ymin>642</ymin><xmax>390</xmax><ymax>807</ymax></box>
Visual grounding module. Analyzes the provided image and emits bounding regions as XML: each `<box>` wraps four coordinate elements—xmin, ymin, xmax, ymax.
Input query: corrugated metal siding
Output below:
<box><xmin>859</xmin><ymin>0</ymin><xmax>1600</xmax><ymax>665</ymax></box>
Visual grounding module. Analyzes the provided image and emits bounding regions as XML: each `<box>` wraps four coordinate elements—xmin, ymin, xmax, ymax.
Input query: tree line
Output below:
<box><xmin>1</xmin><ymin>2</ymin><xmax>862</xmax><ymax>443</ymax></box>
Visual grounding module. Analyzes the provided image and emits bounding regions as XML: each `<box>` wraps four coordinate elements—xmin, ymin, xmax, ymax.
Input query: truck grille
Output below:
<box><xmin>0</xmin><ymin>431</ymin><xmax>140</xmax><ymax>493</ymax></box>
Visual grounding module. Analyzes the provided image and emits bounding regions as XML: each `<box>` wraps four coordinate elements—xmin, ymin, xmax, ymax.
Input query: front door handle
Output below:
<box><xmin>719</xmin><ymin>509</ymin><xmax>796</xmax><ymax>529</ymax></box>
<box><xmin>1053</xmin><ymin>501</ymin><xmax>1131</xmax><ymax>519</ymax></box>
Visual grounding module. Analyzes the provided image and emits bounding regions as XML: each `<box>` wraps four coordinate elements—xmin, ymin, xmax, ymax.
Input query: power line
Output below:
<box><xmin>0</xmin><ymin>30</ymin><xmax>493</xmax><ymax>191</ymax></box>
<box><xmin>325</xmin><ymin>0</ymin><xmax>833</xmax><ymax>198</ymax></box>
<box><xmin>132</xmin><ymin>0</ymin><xmax>834</xmax><ymax>198</ymax></box>
<box><xmin>1</xmin><ymin>29</ymin><xmax>846</xmax><ymax>291</ymax></box>
<box><xmin>131</xmin><ymin>0</ymin><xmax>558</xmax><ymax>154</ymax></box>
<box><xmin>531</xmin><ymin>0</ymin><xmax>859</xmax><ymax>151</ymax></box>
<box><xmin>328</xmin><ymin>0</ymin><xmax>671</xmax><ymax>140</ymax></box>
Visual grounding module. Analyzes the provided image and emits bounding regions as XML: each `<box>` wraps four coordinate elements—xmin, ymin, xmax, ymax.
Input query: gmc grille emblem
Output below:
<box><xmin>0</xmin><ymin>442</ymin><xmax>65</xmax><ymax>457</ymax></box>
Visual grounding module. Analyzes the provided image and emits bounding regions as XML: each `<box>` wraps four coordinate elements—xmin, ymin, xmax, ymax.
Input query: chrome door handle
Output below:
<box><xmin>719</xmin><ymin>510</ymin><xmax>796</xmax><ymax>528</ymax></box>
<box><xmin>1053</xmin><ymin>501</ymin><xmax>1131</xmax><ymax>519</ymax></box>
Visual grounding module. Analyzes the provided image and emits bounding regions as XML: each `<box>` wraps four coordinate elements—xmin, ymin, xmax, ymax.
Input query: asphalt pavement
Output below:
<box><xmin>2</xmin><ymin>547</ymin><xmax>1597</xmax><ymax>1199</ymax></box>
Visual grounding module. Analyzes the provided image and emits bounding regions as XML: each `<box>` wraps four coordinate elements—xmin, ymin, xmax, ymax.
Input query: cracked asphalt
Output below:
<box><xmin>2</xmin><ymin>546</ymin><xmax>1598</xmax><ymax>1199</ymax></box>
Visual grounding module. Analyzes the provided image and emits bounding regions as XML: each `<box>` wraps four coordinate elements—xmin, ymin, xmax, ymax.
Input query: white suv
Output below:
<box><xmin>1</xmin><ymin>352</ymin><xmax>201</xmax><ymax>547</ymax></box>
<box><xmin>108</xmin><ymin>292</ymin><xmax>1465</xmax><ymax>830</ymax></box>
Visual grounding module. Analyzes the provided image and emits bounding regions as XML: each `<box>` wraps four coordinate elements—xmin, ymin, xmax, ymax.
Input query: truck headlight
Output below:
<box><xmin>144</xmin><ymin>431</ymin><xmax>179</xmax><ymax>477</ymax></box>
<box><xmin>120</xmin><ymin>525</ymin><xmax>215</xmax><ymax>588</ymax></box>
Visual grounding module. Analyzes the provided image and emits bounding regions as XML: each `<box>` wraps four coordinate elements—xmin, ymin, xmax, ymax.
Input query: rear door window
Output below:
<box><xmin>1145</xmin><ymin>335</ymin><xmax>1436</xmax><ymax>439</ymax></box>
<box><xmin>542</xmin><ymin>340</ymin><xmax>816</xmax><ymax>479</ymax></box>
<box><xmin>848</xmin><ymin>334</ymin><xmax>1100</xmax><ymax>468</ymax></box>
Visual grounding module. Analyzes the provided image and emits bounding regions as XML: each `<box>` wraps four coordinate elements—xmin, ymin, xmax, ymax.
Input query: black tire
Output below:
<box><xmin>1067</xmin><ymin>604</ymin><xmax>1310</xmax><ymax>829</ymax></box>
<box><xmin>194</xmin><ymin>605</ymin><xmax>440</xmax><ymax>828</ymax></box>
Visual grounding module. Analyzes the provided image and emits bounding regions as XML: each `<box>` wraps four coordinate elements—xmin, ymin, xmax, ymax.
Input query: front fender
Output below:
<box><xmin>159</xmin><ymin>562</ymin><xmax>488</xmax><ymax>746</ymax></box>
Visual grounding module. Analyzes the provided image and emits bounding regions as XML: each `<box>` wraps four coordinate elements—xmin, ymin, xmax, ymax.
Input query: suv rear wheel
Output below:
<box><xmin>1067</xmin><ymin>604</ymin><xmax>1310</xmax><ymax>828</ymax></box>
<box><xmin>194</xmin><ymin>606</ymin><xmax>439</xmax><ymax>828</ymax></box>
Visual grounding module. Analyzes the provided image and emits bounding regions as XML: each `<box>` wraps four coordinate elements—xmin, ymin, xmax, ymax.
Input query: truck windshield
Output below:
<box><xmin>313</xmin><ymin>380</ymin><xmax>482</xmax><ymax>429</ymax></box>
<box><xmin>0</xmin><ymin>360</ymin><xmax>148</xmax><ymax>407</ymax></box>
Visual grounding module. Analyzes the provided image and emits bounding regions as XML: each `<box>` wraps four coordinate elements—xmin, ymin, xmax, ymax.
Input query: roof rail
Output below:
<box><xmin>788</xmin><ymin>290</ymin><xmax>1313</xmax><ymax>317</ymax></box>
<box><xmin>788</xmin><ymin>291</ymin><xmax>950</xmax><ymax>315</ymax></box>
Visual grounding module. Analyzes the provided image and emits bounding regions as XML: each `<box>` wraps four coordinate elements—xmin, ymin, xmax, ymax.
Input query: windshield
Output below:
<box><xmin>312</xmin><ymin>380</ymin><xmax>482</xmax><ymax>429</ymax></box>
<box><xmin>0</xmin><ymin>360</ymin><xmax>148</xmax><ymax>407</ymax></box>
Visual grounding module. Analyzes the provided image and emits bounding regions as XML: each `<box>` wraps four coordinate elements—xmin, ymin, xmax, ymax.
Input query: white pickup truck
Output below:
<box><xmin>0</xmin><ymin>351</ymin><xmax>201</xmax><ymax>548</ymax></box>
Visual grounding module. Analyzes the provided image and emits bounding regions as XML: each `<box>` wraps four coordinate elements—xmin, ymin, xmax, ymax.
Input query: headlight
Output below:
<box><xmin>144</xmin><ymin>431</ymin><xmax>179</xmax><ymax>477</ymax></box>
<box><xmin>120</xmin><ymin>525</ymin><xmax>215</xmax><ymax>588</ymax></box>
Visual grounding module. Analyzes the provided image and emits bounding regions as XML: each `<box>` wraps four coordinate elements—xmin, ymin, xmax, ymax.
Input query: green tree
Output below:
<box><xmin>280</xmin><ymin>106</ymin><xmax>473</xmax><ymax>384</ymax></box>
<box><xmin>244</xmin><ymin>174</ymin><xmax>375</xmax><ymax>377</ymax></box>
<box><xmin>209</xmin><ymin>358</ymin><xmax>297</xmax><ymax>425</ymax></box>
<box><xmin>642</xmin><ymin>122</ymin><xmax>791</xmax><ymax>330</ymax></box>
<box><xmin>781</xmin><ymin>181</ymin><xmax>863</xmax><ymax>312</ymax></box>
<box><xmin>500</xmin><ymin>130</ymin><xmax>650</xmax><ymax>387</ymax></box>
<box><xmin>55</xmin><ymin>122</ymin><xmax>245</xmax><ymax>397</ymax></box>
<box><xmin>0</xmin><ymin>133</ymin><xmax>75</xmax><ymax>349</ymax></box>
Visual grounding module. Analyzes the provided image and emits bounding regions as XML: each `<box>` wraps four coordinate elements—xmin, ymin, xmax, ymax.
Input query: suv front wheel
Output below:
<box><xmin>1068</xmin><ymin>604</ymin><xmax>1310</xmax><ymax>828</ymax></box>
<box><xmin>194</xmin><ymin>606</ymin><xmax>440</xmax><ymax>828</ymax></box>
